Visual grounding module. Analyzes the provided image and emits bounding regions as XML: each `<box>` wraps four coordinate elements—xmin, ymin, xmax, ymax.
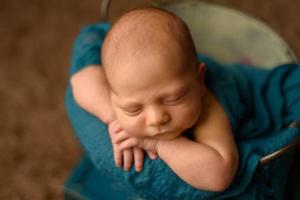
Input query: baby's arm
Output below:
<box><xmin>157</xmin><ymin>91</ymin><xmax>239</xmax><ymax>191</ymax></box>
<box><xmin>71</xmin><ymin>64</ymin><xmax>114</xmax><ymax>124</ymax></box>
<box><xmin>71</xmin><ymin>66</ymin><xmax>136</xmax><ymax>170</ymax></box>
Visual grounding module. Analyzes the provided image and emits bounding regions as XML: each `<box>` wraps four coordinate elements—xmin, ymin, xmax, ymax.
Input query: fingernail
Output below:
<box><xmin>136</xmin><ymin>167</ymin><xmax>143</xmax><ymax>172</ymax></box>
<box><xmin>151</xmin><ymin>155</ymin><xmax>157</xmax><ymax>160</ymax></box>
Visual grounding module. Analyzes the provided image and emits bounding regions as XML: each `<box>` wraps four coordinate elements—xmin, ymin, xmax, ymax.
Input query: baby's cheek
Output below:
<box><xmin>178</xmin><ymin>102</ymin><xmax>201</xmax><ymax>127</ymax></box>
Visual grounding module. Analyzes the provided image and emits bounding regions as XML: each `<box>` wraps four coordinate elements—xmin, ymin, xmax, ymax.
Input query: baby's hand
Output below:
<box><xmin>114</xmin><ymin>130</ymin><xmax>159</xmax><ymax>155</ymax></box>
<box><xmin>108</xmin><ymin>120</ymin><xmax>156</xmax><ymax>172</ymax></box>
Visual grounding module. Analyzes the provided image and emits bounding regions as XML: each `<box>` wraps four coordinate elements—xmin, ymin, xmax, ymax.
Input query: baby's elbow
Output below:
<box><xmin>195</xmin><ymin>176</ymin><xmax>232</xmax><ymax>192</ymax></box>
<box><xmin>196</xmin><ymin>154</ymin><xmax>239</xmax><ymax>192</ymax></box>
<box><xmin>192</xmin><ymin>174</ymin><xmax>234</xmax><ymax>192</ymax></box>
<box><xmin>209</xmin><ymin>173</ymin><xmax>233</xmax><ymax>192</ymax></box>
<box><xmin>213</xmin><ymin>154</ymin><xmax>239</xmax><ymax>192</ymax></box>
<box><xmin>192</xmin><ymin>177</ymin><xmax>230</xmax><ymax>192</ymax></box>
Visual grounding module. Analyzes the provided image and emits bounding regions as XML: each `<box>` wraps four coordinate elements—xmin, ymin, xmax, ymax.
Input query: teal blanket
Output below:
<box><xmin>65</xmin><ymin>23</ymin><xmax>300</xmax><ymax>200</ymax></box>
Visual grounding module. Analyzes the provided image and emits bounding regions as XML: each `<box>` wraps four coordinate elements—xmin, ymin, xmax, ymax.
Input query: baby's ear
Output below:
<box><xmin>197</xmin><ymin>62</ymin><xmax>207</xmax><ymax>95</ymax></box>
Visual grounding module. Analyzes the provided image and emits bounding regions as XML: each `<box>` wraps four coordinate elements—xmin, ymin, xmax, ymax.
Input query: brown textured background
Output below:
<box><xmin>0</xmin><ymin>0</ymin><xmax>299</xmax><ymax>199</ymax></box>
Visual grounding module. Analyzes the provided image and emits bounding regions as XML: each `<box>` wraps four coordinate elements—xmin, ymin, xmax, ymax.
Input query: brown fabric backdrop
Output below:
<box><xmin>0</xmin><ymin>0</ymin><xmax>299</xmax><ymax>199</ymax></box>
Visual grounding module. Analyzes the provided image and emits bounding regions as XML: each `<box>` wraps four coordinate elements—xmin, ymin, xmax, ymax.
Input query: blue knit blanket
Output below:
<box><xmin>65</xmin><ymin>23</ymin><xmax>300</xmax><ymax>200</ymax></box>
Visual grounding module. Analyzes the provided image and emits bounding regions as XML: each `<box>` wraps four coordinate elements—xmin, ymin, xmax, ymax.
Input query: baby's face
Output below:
<box><xmin>108</xmin><ymin>51</ymin><xmax>205</xmax><ymax>140</ymax></box>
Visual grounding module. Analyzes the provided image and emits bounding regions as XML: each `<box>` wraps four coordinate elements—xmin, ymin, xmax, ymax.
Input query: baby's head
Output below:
<box><xmin>102</xmin><ymin>8</ymin><xmax>206</xmax><ymax>140</ymax></box>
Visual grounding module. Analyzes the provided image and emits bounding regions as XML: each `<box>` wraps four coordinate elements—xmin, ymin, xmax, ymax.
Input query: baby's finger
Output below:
<box><xmin>108</xmin><ymin>125</ymin><xmax>114</xmax><ymax>138</ymax></box>
<box><xmin>114</xmin><ymin>131</ymin><xmax>130</xmax><ymax>143</ymax></box>
<box><xmin>133</xmin><ymin>147</ymin><xmax>144</xmax><ymax>172</ymax></box>
<box><xmin>108</xmin><ymin>121</ymin><xmax>121</xmax><ymax>138</ymax></box>
<box><xmin>123</xmin><ymin>149</ymin><xmax>133</xmax><ymax>171</ymax></box>
<box><xmin>113</xmin><ymin>145</ymin><xmax>122</xmax><ymax>167</ymax></box>
<box><xmin>146</xmin><ymin>150</ymin><xmax>158</xmax><ymax>160</ymax></box>
<box><xmin>108</xmin><ymin>126</ymin><xmax>117</xmax><ymax>140</ymax></box>
<box><xmin>114</xmin><ymin>122</ymin><xmax>122</xmax><ymax>132</ymax></box>
<box><xmin>120</xmin><ymin>138</ymin><xmax>139</xmax><ymax>150</ymax></box>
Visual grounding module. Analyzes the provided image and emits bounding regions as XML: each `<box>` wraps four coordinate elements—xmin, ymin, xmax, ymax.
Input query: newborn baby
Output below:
<box><xmin>71</xmin><ymin>8</ymin><xmax>239</xmax><ymax>191</ymax></box>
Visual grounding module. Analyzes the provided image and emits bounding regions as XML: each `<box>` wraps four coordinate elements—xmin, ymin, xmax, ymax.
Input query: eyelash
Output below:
<box><xmin>123</xmin><ymin>108</ymin><xmax>142</xmax><ymax>116</ymax></box>
<box><xmin>164</xmin><ymin>94</ymin><xmax>186</xmax><ymax>105</ymax></box>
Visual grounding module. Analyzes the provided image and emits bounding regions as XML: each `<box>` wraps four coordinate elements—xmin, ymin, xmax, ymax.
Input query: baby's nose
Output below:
<box><xmin>146</xmin><ymin>106</ymin><xmax>170</xmax><ymax>127</ymax></box>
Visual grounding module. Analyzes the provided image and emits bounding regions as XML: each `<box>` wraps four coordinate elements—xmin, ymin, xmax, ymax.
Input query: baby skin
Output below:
<box><xmin>71</xmin><ymin>8</ymin><xmax>239</xmax><ymax>191</ymax></box>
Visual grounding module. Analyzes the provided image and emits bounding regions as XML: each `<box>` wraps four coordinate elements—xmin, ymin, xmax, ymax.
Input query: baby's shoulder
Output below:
<box><xmin>192</xmin><ymin>90</ymin><xmax>232</xmax><ymax>140</ymax></box>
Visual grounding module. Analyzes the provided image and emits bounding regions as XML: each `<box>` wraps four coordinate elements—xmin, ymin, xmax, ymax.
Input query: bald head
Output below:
<box><xmin>101</xmin><ymin>8</ymin><xmax>197</xmax><ymax>89</ymax></box>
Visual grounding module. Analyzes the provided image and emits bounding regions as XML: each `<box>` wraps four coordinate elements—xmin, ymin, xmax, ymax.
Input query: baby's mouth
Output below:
<box><xmin>154</xmin><ymin>131</ymin><xmax>181</xmax><ymax>140</ymax></box>
<box><xmin>153</xmin><ymin>129</ymin><xmax>176</xmax><ymax>138</ymax></box>
<box><xmin>147</xmin><ymin>126</ymin><xmax>179</xmax><ymax>138</ymax></box>
<box><xmin>147</xmin><ymin>129</ymin><xmax>170</xmax><ymax>137</ymax></box>
<box><xmin>156</xmin><ymin>127</ymin><xmax>172</xmax><ymax>134</ymax></box>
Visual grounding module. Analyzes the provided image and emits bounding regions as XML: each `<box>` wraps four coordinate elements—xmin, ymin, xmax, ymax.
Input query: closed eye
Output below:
<box><xmin>164</xmin><ymin>91</ymin><xmax>188</xmax><ymax>105</ymax></box>
<box><xmin>122</xmin><ymin>107</ymin><xmax>142</xmax><ymax>116</ymax></box>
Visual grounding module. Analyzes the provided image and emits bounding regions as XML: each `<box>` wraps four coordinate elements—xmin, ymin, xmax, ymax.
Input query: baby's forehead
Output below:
<box><xmin>107</xmin><ymin>45</ymin><xmax>192</xmax><ymax>83</ymax></box>
<box><xmin>102</xmin><ymin>9</ymin><xmax>195</xmax><ymax>63</ymax></box>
